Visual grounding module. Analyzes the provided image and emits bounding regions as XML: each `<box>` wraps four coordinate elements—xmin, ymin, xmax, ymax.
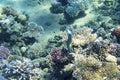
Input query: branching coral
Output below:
<box><xmin>1</xmin><ymin>58</ymin><xmax>50</xmax><ymax>80</ymax></box>
<box><xmin>65</xmin><ymin>0</ymin><xmax>90</xmax><ymax>18</ymax></box>
<box><xmin>24</xmin><ymin>42</ymin><xmax>44</xmax><ymax>59</ymax></box>
<box><xmin>72</xmin><ymin>53</ymin><xmax>120</xmax><ymax>80</ymax></box>
<box><xmin>0</xmin><ymin>6</ymin><xmax>44</xmax><ymax>57</ymax></box>
<box><xmin>61</xmin><ymin>27</ymin><xmax>97</xmax><ymax>47</ymax></box>
<box><xmin>2</xmin><ymin>59</ymin><xmax>33</xmax><ymax>79</ymax></box>
<box><xmin>72</xmin><ymin>27</ymin><xmax>97</xmax><ymax>46</ymax></box>
<box><xmin>23</xmin><ymin>22</ymin><xmax>44</xmax><ymax>40</ymax></box>
<box><xmin>50</xmin><ymin>0</ymin><xmax>91</xmax><ymax>23</ymax></box>
<box><xmin>50</xmin><ymin>48</ymin><xmax>73</xmax><ymax>64</ymax></box>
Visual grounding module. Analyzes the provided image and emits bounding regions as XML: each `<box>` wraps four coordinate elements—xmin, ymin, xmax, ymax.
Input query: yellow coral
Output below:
<box><xmin>63</xmin><ymin>63</ymin><xmax>73</xmax><ymax>72</ymax></box>
<box><xmin>83</xmin><ymin>70</ymin><xmax>103</xmax><ymax>80</ymax></box>
<box><xmin>72</xmin><ymin>52</ymin><xmax>120</xmax><ymax>80</ymax></box>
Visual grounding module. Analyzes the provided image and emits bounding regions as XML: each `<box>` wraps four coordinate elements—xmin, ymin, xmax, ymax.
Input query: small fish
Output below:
<box><xmin>66</xmin><ymin>28</ymin><xmax>72</xmax><ymax>52</ymax></box>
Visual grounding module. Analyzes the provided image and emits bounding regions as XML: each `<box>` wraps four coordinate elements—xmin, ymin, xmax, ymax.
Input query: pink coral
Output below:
<box><xmin>50</xmin><ymin>48</ymin><xmax>62</xmax><ymax>61</ymax></box>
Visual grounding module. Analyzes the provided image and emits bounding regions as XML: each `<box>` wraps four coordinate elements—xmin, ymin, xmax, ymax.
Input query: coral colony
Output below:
<box><xmin>50</xmin><ymin>48</ymin><xmax>62</xmax><ymax>61</ymax></box>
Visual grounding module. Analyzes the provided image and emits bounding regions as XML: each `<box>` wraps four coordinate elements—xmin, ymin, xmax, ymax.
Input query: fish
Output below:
<box><xmin>66</xmin><ymin>28</ymin><xmax>72</xmax><ymax>52</ymax></box>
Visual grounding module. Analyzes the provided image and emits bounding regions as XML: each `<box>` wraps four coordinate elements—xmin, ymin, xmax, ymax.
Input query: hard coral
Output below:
<box><xmin>72</xmin><ymin>53</ymin><xmax>120</xmax><ymax>80</ymax></box>
<box><xmin>112</xmin><ymin>26</ymin><xmax>120</xmax><ymax>43</ymax></box>
<box><xmin>0</xmin><ymin>46</ymin><xmax>10</xmax><ymax>59</ymax></box>
<box><xmin>1</xmin><ymin>58</ymin><xmax>50</xmax><ymax>80</ymax></box>
<box><xmin>24</xmin><ymin>42</ymin><xmax>44</xmax><ymax>59</ymax></box>
<box><xmin>61</xmin><ymin>27</ymin><xmax>97</xmax><ymax>47</ymax></box>
<box><xmin>65</xmin><ymin>0</ymin><xmax>90</xmax><ymax>18</ymax></box>
<box><xmin>2</xmin><ymin>59</ymin><xmax>40</xmax><ymax>80</ymax></box>
<box><xmin>72</xmin><ymin>54</ymin><xmax>102</xmax><ymax>80</ymax></box>
<box><xmin>23</xmin><ymin>22</ymin><xmax>44</xmax><ymax>40</ymax></box>
<box><xmin>108</xmin><ymin>43</ymin><xmax>120</xmax><ymax>57</ymax></box>
<box><xmin>2</xmin><ymin>6</ymin><xmax>18</xmax><ymax>16</ymax></box>
<box><xmin>50</xmin><ymin>48</ymin><xmax>73</xmax><ymax>64</ymax></box>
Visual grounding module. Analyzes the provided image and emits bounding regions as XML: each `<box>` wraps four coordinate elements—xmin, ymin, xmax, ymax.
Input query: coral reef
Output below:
<box><xmin>45</xmin><ymin>35</ymin><xmax>64</xmax><ymax>53</ymax></box>
<box><xmin>32</xmin><ymin>56</ymin><xmax>52</xmax><ymax>69</ymax></box>
<box><xmin>1</xmin><ymin>58</ymin><xmax>50</xmax><ymax>80</ymax></box>
<box><xmin>0</xmin><ymin>6</ymin><xmax>44</xmax><ymax>57</ymax></box>
<box><xmin>24</xmin><ymin>42</ymin><xmax>45</xmax><ymax>59</ymax></box>
<box><xmin>72</xmin><ymin>27</ymin><xmax>97</xmax><ymax>46</ymax></box>
<box><xmin>0</xmin><ymin>0</ymin><xmax>120</xmax><ymax>80</ymax></box>
<box><xmin>61</xmin><ymin>27</ymin><xmax>97</xmax><ymax>47</ymax></box>
<box><xmin>23</xmin><ymin>22</ymin><xmax>44</xmax><ymax>40</ymax></box>
<box><xmin>50</xmin><ymin>0</ymin><xmax>91</xmax><ymax>23</ymax></box>
<box><xmin>72</xmin><ymin>53</ymin><xmax>120</xmax><ymax>80</ymax></box>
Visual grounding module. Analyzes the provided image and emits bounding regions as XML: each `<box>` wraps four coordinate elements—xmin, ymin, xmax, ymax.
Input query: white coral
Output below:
<box><xmin>61</xmin><ymin>27</ymin><xmax>97</xmax><ymax>46</ymax></box>
<box><xmin>72</xmin><ymin>27</ymin><xmax>97</xmax><ymax>46</ymax></box>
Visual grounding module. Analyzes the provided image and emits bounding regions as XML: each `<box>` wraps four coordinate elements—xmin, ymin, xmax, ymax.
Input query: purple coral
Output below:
<box><xmin>0</xmin><ymin>46</ymin><xmax>10</xmax><ymax>59</ymax></box>
<box><xmin>108</xmin><ymin>43</ymin><xmax>120</xmax><ymax>57</ymax></box>
<box><xmin>50</xmin><ymin>48</ymin><xmax>62</xmax><ymax>61</ymax></box>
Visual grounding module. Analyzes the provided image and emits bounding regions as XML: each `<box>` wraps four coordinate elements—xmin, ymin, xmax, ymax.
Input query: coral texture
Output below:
<box><xmin>112</xmin><ymin>26</ymin><xmax>120</xmax><ymax>43</ymax></box>
<box><xmin>65</xmin><ymin>0</ymin><xmax>90</xmax><ymax>18</ymax></box>
<box><xmin>0</xmin><ymin>46</ymin><xmax>10</xmax><ymax>59</ymax></box>
<box><xmin>61</xmin><ymin>27</ymin><xmax>97</xmax><ymax>47</ymax></box>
